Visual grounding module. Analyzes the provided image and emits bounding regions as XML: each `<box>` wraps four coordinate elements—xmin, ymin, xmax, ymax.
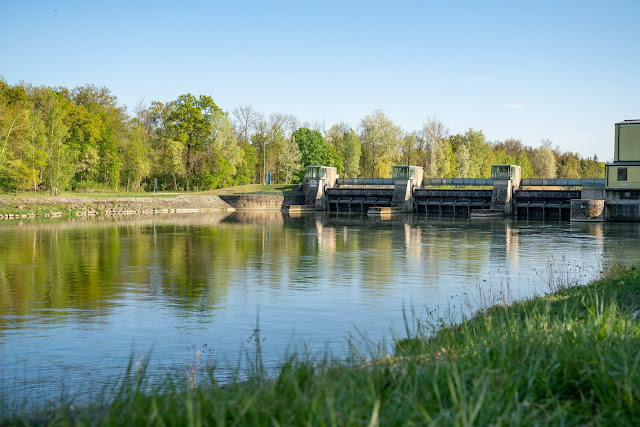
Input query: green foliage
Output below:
<box><xmin>515</xmin><ymin>151</ymin><xmax>533</xmax><ymax>178</ymax></box>
<box><xmin>294</xmin><ymin>127</ymin><xmax>326</xmax><ymax>167</ymax></box>
<box><xmin>581</xmin><ymin>155</ymin><xmax>605</xmax><ymax>178</ymax></box>
<box><xmin>360</xmin><ymin>110</ymin><xmax>402</xmax><ymax>178</ymax></box>
<box><xmin>531</xmin><ymin>145</ymin><xmax>557</xmax><ymax>178</ymax></box>
<box><xmin>293</xmin><ymin>127</ymin><xmax>341</xmax><ymax>180</ymax></box>
<box><xmin>341</xmin><ymin>129</ymin><xmax>361</xmax><ymax>178</ymax></box>
<box><xmin>0</xmin><ymin>79</ymin><xmax>610</xmax><ymax>192</ymax></box>
<box><xmin>168</xmin><ymin>94</ymin><xmax>220</xmax><ymax>191</ymax></box>
<box><xmin>236</xmin><ymin>141</ymin><xmax>258</xmax><ymax>185</ymax></box>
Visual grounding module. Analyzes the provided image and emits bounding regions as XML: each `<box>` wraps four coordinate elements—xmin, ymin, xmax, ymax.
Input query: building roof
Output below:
<box><xmin>616</xmin><ymin>120</ymin><xmax>640</xmax><ymax>125</ymax></box>
<box><xmin>606</xmin><ymin>161</ymin><xmax>640</xmax><ymax>166</ymax></box>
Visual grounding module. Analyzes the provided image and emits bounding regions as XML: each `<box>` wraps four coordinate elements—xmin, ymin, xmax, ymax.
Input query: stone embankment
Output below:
<box><xmin>0</xmin><ymin>195</ymin><xmax>234</xmax><ymax>220</ymax></box>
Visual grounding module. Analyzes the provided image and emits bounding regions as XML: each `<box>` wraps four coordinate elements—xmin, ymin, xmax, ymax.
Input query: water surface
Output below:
<box><xmin>1</xmin><ymin>212</ymin><xmax>639</xmax><ymax>401</ymax></box>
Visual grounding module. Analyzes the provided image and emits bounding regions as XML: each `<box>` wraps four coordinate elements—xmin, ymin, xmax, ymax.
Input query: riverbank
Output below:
<box><xmin>0</xmin><ymin>185</ymin><xmax>306</xmax><ymax>218</ymax></box>
<box><xmin>0</xmin><ymin>194</ymin><xmax>235</xmax><ymax>218</ymax></box>
<box><xmin>2</xmin><ymin>263</ymin><xmax>639</xmax><ymax>425</ymax></box>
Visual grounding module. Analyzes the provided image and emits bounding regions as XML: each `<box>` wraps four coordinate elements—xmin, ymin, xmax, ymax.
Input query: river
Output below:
<box><xmin>1</xmin><ymin>212</ymin><xmax>639</xmax><ymax>403</ymax></box>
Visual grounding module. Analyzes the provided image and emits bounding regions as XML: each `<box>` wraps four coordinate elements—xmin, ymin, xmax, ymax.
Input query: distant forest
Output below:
<box><xmin>0</xmin><ymin>79</ymin><xmax>604</xmax><ymax>193</ymax></box>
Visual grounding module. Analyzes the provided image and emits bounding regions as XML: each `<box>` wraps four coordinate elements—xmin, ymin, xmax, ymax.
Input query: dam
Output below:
<box><xmin>299</xmin><ymin>164</ymin><xmax>604</xmax><ymax>221</ymax></box>
<box><xmin>290</xmin><ymin>120</ymin><xmax>640</xmax><ymax>222</ymax></box>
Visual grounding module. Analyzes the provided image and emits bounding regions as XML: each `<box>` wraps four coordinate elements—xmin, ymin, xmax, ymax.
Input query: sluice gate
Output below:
<box><xmin>326</xmin><ymin>188</ymin><xmax>394</xmax><ymax>213</ymax></box>
<box><xmin>413</xmin><ymin>189</ymin><xmax>492</xmax><ymax>217</ymax></box>
<box><xmin>515</xmin><ymin>190</ymin><xmax>580</xmax><ymax>221</ymax></box>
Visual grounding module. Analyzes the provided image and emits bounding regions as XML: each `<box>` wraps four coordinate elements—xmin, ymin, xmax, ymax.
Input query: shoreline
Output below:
<box><xmin>0</xmin><ymin>194</ymin><xmax>235</xmax><ymax>219</ymax></box>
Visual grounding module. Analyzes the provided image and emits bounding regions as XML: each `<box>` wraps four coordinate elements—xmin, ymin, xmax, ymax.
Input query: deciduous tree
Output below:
<box><xmin>360</xmin><ymin>110</ymin><xmax>402</xmax><ymax>178</ymax></box>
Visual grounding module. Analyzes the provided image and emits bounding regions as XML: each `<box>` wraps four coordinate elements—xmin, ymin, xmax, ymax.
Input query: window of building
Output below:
<box><xmin>618</xmin><ymin>168</ymin><xmax>628</xmax><ymax>181</ymax></box>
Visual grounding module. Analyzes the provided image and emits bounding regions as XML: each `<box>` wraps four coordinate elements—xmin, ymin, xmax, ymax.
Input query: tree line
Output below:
<box><xmin>0</xmin><ymin>79</ymin><xmax>604</xmax><ymax>193</ymax></box>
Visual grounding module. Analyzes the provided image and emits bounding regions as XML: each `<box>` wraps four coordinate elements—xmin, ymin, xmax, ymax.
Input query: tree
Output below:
<box><xmin>341</xmin><ymin>129</ymin><xmax>361</xmax><ymax>178</ymax></box>
<box><xmin>455</xmin><ymin>144</ymin><xmax>470</xmax><ymax>178</ymax></box>
<box><xmin>433</xmin><ymin>139</ymin><xmax>456</xmax><ymax>178</ymax></box>
<box><xmin>251</xmin><ymin>119</ymin><xmax>270</xmax><ymax>184</ymax></box>
<box><xmin>456</xmin><ymin>129</ymin><xmax>493</xmax><ymax>178</ymax></box>
<box><xmin>208</xmin><ymin>110</ymin><xmax>242</xmax><ymax>187</ymax></box>
<box><xmin>556</xmin><ymin>152</ymin><xmax>581</xmax><ymax>179</ymax></box>
<box><xmin>38</xmin><ymin>90</ymin><xmax>71</xmax><ymax>195</ymax></box>
<box><xmin>122</xmin><ymin>122</ymin><xmax>152</xmax><ymax>191</ymax></box>
<box><xmin>360</xmin><ymin>110</ymin><xmax>402</xmax><ymax>178</ymax></box>
<box><xmin>515</xmin><ymin>151</ymin><xmax>533</xmax><ymax>178</ymax></box>
<box><xmin>25</xmin><ymin>108</ymin><xmax>47</xmax><ymax>192</ymax></box>
<box><xmin>168</xmin><ymin>94</ymin><xmax>220</xmax><ymax>191</ymax></box>
<box><xmin>581</xmin><ymin>155</ymin><xmax>604</xmax><ymax>178</ymax></box>
<box><xmin>419</xmin><ymin>117</ymin><xmax>449</xmax><ymax>177</ymax></box>
<box><xmin>399</xmin><ymin>133</ymin><xmax>417</xmax><ymax>165</ymax></box>
<box><xmin>236</xmin><ymin>140</ymin><xmax>258</xmax><ymax>185</ymax></box>
<box><xmin>326</xmin><ymin>124</ymin><xmax>360</xmax><ymax>177</ymax></box>
<box><xmin>279</xmin><ymin>134</ymin><xmax>302</xmax><ymax>184</ymax></box>
<box><xmin>293</xmin><ymin>127</ymin><xmax>324</xmax><ymax>166</ymax></box>
<box><xmin>232</xmin><ymin>105</ymin><xmax>261</xmax><ymax>143</ymax></box>
<box><xmin>530</xmin><ymin>145</ymin><xmax>557</xmax><ymax>178</ymax></box>
<box><xmin>0</xmin><ymin>82</ymin><xmax>29</xmax><ymax>173</ymax></box>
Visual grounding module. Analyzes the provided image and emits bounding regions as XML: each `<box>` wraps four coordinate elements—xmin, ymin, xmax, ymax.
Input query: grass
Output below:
<box><xmin>3</xmin><ymin>265</ymin><xmax>640</xmax><ymax>425</ymax></box>
<box><xmin>0</xmin><ymin>184</ymin><xmax>301</xmax><ymax>198</ymax></box>
<box><xmin>0</xmin><ymin>203</ymin><xmax>77</xmax><ymax>216</ymax></box>
<box><xmin>208</xmin><ymin>184</ymin><xmax>302</xmax><ymax>196</ymax></box>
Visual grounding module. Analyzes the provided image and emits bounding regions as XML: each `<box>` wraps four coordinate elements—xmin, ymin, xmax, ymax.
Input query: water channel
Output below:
<box><xmin>1</xmin><ymin>211</ymin><xmax>640</xmax><ymax>403</ymax></box>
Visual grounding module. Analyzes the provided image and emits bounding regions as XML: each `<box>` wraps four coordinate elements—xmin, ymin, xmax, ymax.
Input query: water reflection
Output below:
<box><xmin>2</xmin><ymin>212</ymin><xmax>640</xmax><ymax>401</ymax></box>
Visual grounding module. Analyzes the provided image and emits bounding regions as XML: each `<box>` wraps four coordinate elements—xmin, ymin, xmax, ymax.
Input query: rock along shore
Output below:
<box><xmin>0</xmin><ymin>195</ymin><xmax>235</xmax><ymax>219</ymax></box>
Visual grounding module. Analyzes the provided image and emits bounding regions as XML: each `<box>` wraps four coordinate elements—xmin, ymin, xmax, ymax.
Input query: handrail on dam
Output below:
<box><xmin>335</xmin><ymin>177</ymin><xmax>605</xmax><ymax>188</ymax></box>
<box><xmin>336</xmin><ymin>178</ymin><xmax>395</xmax><ymax>186</ymax></box>
<box><xmin>520</xmin><ymin>178</ymin><xmax>604</xmax><ymax>187</ymax></box>
<box><xmin>422</xmin><ymin>178</ymin><xmax>605</xmax><ymax>188</ymax></box>
<box><xmin>423</xmin><ymin>178</ymin><xmax>494</xmax><ymax>186</ymax></box>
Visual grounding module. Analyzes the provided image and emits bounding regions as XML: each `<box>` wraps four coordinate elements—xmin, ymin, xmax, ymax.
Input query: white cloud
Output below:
<box><xmin>505</xmin><ymin>104</ymin><xmax>528</xmax><ymax>109</ymax></box>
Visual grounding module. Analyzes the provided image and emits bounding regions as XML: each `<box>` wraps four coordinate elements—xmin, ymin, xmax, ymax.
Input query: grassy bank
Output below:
<box><xmin>3</xmin><ymin>266</ymin><xmax>640</xmax><ymax>425</ymax></box>
<box><xmin>0</xmin><ymin>185</ymin><xmax>300</xmax><ymax>217</ymax></box>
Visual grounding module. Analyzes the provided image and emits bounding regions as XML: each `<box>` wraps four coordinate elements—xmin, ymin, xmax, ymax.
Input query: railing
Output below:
<box><xmin>423</xmin><ymin>178</ymin><xmax>494</xmax><ymax>186</ymax></box>
<box><xmin>336</xmin><ymin>178</ymin><xmax>605</xmax><ymax>188</ymax></box>
<box><xmin>520</xmin><ymin>178</ymin><xmax>605</xmax><ymax>187</ymax></box>
<box><xmin>491</xmin><ymin>171</ymin><xmax>514</xmax><ymax>180</ymax></box>
<box><xmin>336</xmin><ymin>178</ymin><xmax>395</xmax><ymax>186</ymax></box>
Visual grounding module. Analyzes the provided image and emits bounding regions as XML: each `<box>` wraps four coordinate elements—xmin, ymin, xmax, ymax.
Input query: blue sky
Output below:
<box><xmin>1</xmin><ymin>0</ymin><xmax>639</xmax><ymax>161</ymax></box>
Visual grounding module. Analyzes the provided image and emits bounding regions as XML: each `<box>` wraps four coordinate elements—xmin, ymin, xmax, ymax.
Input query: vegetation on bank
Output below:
<box><xmin>2</xmin><ymin>263</ymin><xmax>639</xmax><ymax>425</ymax></box>
<box><xmin>0</xmin><ymin>185</ymin><xmax>301</xmax><ymax>216</ymax></box>
<box><xmin>0</xmin><ymin>79</ymin><xmax>605</xmax><ymax>196</ymax></box>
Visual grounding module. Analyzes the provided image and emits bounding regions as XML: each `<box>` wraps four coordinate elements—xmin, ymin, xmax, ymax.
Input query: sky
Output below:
<box><xmin>1</xmin><ymin>0</ymin><xmax>639</xmax><ymax>161</ymax></box>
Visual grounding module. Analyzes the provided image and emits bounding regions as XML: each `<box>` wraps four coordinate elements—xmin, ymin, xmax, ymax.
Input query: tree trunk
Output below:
<box><xmin>55</xmin><ymin>142</ymin><xmax>61</xmax><ymax>196</ymax></box>
<box><xmin>185</xmin><ymin>143</ymin><xmax>191</xmax><ymax>192</ymax></box>
<box><xmin>0</xmin><ymin>117</ymin><xmax>19</xmax><ymax>167</ymax></box>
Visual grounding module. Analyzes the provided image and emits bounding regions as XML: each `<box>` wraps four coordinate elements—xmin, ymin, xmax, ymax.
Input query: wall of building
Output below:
<box><xmin>605</xmin><ymin>165</ymin><xmax>640</xmax><ymax>189</ymax></box>
<box><xmin>615</xmin><ymin>123</ymin><xmax>640</xmax><ymax>161</ymax></box>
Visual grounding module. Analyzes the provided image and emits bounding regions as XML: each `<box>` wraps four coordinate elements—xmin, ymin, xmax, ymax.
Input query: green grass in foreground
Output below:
<box><xmin>3</xmin><ymin>266</ymin><xmax>640</xmax><ymax>425</ymax></box>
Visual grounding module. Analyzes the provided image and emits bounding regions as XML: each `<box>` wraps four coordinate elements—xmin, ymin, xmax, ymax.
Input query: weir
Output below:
<box><xmin>300</xmin><ymin>165</ymin><xmax>607</xmax><ymax>221</ymax></box>
<box><xmin>292</xmin><ymin>120</ymin><xmax>640</xmax><ymax>221</ymax></box>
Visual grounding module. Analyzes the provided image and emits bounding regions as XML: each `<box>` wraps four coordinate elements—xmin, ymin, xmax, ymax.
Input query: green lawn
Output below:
<box><xmin>0</xmin><ymin>184</ymin><xmax>301</xmax><ymax>198</ymax></box>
